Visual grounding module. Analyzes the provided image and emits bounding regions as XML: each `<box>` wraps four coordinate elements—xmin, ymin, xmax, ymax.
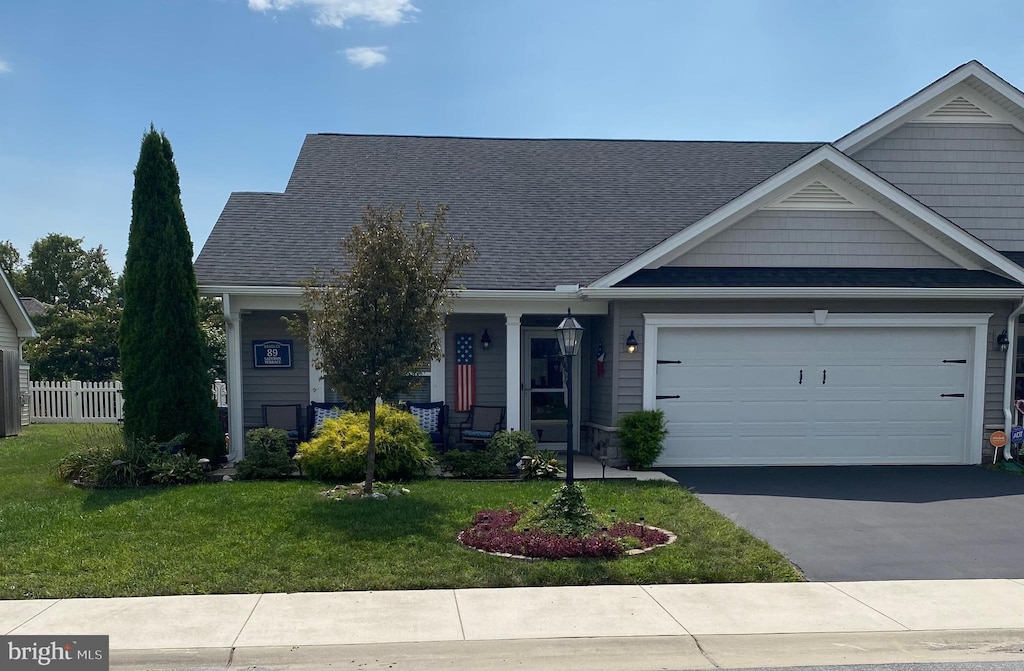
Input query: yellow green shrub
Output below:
<box><xmin>297</xmin><ymin>404</ymin><xmax>435</xmax><ymax>481</ymax></box>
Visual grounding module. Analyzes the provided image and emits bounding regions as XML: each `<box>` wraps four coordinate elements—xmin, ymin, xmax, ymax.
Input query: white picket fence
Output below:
<box><xmin>30</xmin><ymin>380</ymin><xmax>228</xmax><ymax>424</ymax></box>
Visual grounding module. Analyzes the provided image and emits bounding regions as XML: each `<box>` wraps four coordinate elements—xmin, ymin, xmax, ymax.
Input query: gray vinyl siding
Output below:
<box><xmin>19</xmin><ymin>364</ymin><xmax>29</xmax><ymax>426</ymax></box>
<box><xmin>240</xmin><ymin>311</ymin><xmax>310</xmax><ymax>429</ymax></box>
<box><xmin>446</xmin><ymin>315</ymin><xmax>507</xmax><ymax>426</ymax></box>
<box><xmin>669</xmin><ymin>210</ymin><xmax>956</xmax><ymax>268</ymax></box>
<box><xmin>854</xmin><ymin>123</ymin><xmax>1024</xmax><ymax>251</ymax></box>
<box><xmin>0</xmin><ymin>304</ymin><xmax>18</xmax><ymax>353</ymax></box>
<box><xmin>614</xmin><ymin>299</ymin><xmax>1011</xmax><ymax>459</ymax></box>
<box><xmin>587</xmin><ymin>315</ymin><xmax>614</xmax><ymax>427</ymax></box>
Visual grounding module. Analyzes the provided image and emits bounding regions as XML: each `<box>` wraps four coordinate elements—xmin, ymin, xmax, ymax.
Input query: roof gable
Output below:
<box><xmin>592</xmin><ymin>145</ymin><xmax>1024</xmax><ymax>288</ymax></box>
<box><xmin>835</xmin><ymin>61</ymin><xmax>1024</xmax><ymax>154</ymax></box>
<box><xmin>0</xmin><ymin>271</ymin><xmax>37</xmax><ymax>339</ymax></box>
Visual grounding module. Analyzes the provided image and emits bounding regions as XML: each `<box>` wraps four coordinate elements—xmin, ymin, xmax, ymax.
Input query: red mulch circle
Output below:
<box><xmin>458</xmin><ymin>509</ymin><xmax>675</xmax><ymax>560</ymax></box>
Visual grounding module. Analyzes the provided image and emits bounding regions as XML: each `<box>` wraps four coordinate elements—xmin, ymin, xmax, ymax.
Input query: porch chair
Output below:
<box><xmin>306</xmin><ymin>400</ymin><xmax>346</xmax><ymax>438</ymax></box>
<box><xmin>261</xmin><ymin>404</ymin><xmax>304</xmax><ymax>454</ymax></box>
<box><xmin>456</xmin><ymin>405</ymin><xmax>506</xmax><ymax>447</ymax></box>
<box><xmin>407</xmin><ymin>401</ymin><xmax>447</xmax><ymax>452</ymax></box>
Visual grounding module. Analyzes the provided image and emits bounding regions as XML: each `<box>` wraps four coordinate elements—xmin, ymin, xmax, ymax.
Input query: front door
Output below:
<box><xmin>523</xmin><ymin>332</ymin><xmax>569</xmax><ymax>449</ymax></box>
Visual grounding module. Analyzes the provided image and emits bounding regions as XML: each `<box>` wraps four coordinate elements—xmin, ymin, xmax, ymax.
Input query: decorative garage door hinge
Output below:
<box><xmin>656</xmin><ymin>359</ymin><xmax>682</xmax><ymax>364</ymax></box>
<box><xmin>656</xmin><ymin>395</ymin><xmax>681</xmax><ymax>400</ymax></box>
<box><xmin>942</xmin><ymin>359</ymin><xmax>967</xmax><ymax>364</ymax></box>
<box><xmin>940</xmin><ymin>393</ymin><xmax>966</xmax><ymax>398</ymax></box>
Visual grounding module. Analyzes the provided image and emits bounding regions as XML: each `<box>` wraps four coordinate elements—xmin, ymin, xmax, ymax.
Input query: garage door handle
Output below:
<box><xmin>656</xmin><ymin>395</ymin><xmax>681</xmax><ymax>400</ymax></box>
<box><xmin>941</xmin><ymin>393</ymin><xmax>965</xmax><ymax>398</ymax></box>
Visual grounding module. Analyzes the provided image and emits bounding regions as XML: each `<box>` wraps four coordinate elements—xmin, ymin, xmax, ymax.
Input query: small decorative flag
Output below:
<box><xmin>455</xmin><ymin>333</ymin><xmax>476</xmax><ymax>411</ymax></box>
<box><xmin>596</xmin><ymin>341</ymin><xmax>606</xmax><ymax>378</ymax></box>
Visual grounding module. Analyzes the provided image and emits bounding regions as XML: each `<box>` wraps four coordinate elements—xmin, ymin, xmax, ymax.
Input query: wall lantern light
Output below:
<box><xmin>998</xmin><ymin>329</ymin><xmax>1010</xmax><ymax>352</ymax></box>
<box><xmin>481</xmin><ymin>329</ymin><xmax>492</xmax><ymax>350</ymax></box>
<box><xmin>625</xmin><ymin>330</ymin><xmax>638</xmax><ymax>354</ymax></box>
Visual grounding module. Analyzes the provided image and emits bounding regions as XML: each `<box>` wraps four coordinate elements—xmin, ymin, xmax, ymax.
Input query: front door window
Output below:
<box><xmin>526</xmin><ymin>336</ymin><xmax>567</xmax><ymax>446</ymax></box>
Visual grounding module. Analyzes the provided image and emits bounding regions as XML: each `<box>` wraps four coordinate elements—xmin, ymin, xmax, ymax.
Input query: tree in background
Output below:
<box><xmin>120</xmin><ymin>126</ymin><xmax>223</xmax><ymax>459</ymax></box>
<box><xmin>290</xmin><ymin>204</ymin><xmax>475</xmax><ymax>493</ymax></box>
<box><xmin>0</xmin><ymin>240</ymin><xmax>25</xmax><ymax>294</ymax></box>
<box><xmin>21</xmin><ymin>234</ymin><xmax>115</xmax><ymax>310</ymax></box>
<box><xmin>24</xmin><ymin>303</ymin><xmax>121</xmax><ymax>381</ymax></box>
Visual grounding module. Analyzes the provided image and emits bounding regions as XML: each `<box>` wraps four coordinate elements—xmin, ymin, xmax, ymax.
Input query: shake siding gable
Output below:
<box><xmin>854</xmin><ymin>123</ymin><xmax>1024</xmax><ymax>251</ymax></box>
<box><xmin>668</xmin><ymin>210</ymin><xmax>957</xmax><ymax>269</ymax></box>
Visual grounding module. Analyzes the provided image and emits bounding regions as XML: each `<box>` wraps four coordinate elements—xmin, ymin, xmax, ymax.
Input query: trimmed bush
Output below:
<box><xmin>618</xmin><ymin>409</ymin><xmax>669</xmax><ymax>469</ymax></box>
<box><xmin>440</xmin><ymin>430</ymin><xmax>534</xmax><ymax>479</ymax></box>
<box><xmin>488</xmin><ymin>430</ymin><xmax>536</xmax><ymax>462</ymax></box>
<box><xmin>297</xmin><ymin>404</ymin><xmax>434</xmax><ymax>481</ymax></box>
<box><xmin>236</xmin><ymin>428</ymin><xmax>294</xmax><ymax>480</ymax></box>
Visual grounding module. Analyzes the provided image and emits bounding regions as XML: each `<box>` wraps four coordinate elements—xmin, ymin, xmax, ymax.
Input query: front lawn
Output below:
<box><xmin>0</xmin><ymin>425</ymin><xmax>800</xmax><ymax>599</ymax></box>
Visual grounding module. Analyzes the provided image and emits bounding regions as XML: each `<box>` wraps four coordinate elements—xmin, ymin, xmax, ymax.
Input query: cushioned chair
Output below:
<box><xmin>407</xmin><ymin>401</ymin><xmax>447</xmax><ymax>452</ymax></box>
<box><xmin>261</xmin><ymin>404</ymin><xmax>304</xmax><ymax>453</ymax></box>
<box><xmin>456</xmin><ymin>405</ymin><xmax>506</xmax><ymax>446</ymax></box>
<box><xmin>307</xmin><ymin>401</ymin><xmax>346</xmax><ymax>438</ymax></box>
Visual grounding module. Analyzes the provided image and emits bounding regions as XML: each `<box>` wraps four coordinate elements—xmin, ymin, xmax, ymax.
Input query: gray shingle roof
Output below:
<box><xmin>194</xmin><ymin>134</ymin><xmax>821</xmax><ymax>290</ymax></box>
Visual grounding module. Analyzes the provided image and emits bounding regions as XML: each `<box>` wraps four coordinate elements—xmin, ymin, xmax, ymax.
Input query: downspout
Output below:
<box><xmin>1002</xmin><ymin>298</ymin><xmax>1024</xmax><ymax>462</ymax></box>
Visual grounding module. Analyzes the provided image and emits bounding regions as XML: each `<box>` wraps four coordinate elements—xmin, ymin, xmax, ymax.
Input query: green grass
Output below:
<box><xmin>0</xmin><ymin>425</ymin><xmax>800</xmax><ymax>599</ymax></box>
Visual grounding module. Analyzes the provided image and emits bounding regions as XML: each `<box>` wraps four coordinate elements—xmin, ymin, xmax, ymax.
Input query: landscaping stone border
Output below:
<box><xmin>457</xmin><ymin>525</ymin><xmax>677</xmax><ymax>561</ymax></box>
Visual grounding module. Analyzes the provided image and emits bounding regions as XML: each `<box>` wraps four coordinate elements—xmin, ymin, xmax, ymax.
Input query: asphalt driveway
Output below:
<box><xmin>659</xmin><ymin>465</ymin><xmax>1024</xmax><ymax>581</ymax></box>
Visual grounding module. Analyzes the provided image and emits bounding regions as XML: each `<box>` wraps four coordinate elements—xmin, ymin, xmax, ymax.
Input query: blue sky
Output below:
<box><xmin>2</xmin><ymin>0</ymin><xmax>1024</xmax><ymax>272</ymax></box>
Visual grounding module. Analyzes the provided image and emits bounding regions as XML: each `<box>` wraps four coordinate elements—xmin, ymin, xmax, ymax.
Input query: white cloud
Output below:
<box><xmin>343</xmin><ymin>46</ymin><xmax>388</xmax><ymax>68</ymax></box>
<box><xmin>247</xmin><ymin>0</ymin><xmax>416</xmax><ymax>28</ymax></box>
<box><xmin>0</xmin><ymin>61</ymin><xmax>10</xmax><ymax>74</ymax></box>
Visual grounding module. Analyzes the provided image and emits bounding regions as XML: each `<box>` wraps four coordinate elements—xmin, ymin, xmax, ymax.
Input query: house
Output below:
<box><xmin>196</xmin><ymin>60</ymin><xmax>1024</xmax><ymax>467</ymax></box>
<box><xmin>0</xmin><ymin>270</ymin><xmax>38</xmax><ymax>433</ymax></box>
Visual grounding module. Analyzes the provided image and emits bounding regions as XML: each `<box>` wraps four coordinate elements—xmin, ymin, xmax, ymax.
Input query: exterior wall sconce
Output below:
<box><xmin>625</xmin><ymin>330</ymin><xmax>638</xmax><ymax>354</ymax></box>
<box><xmin>998</xmin><ymin>329</ymin><xmax>1010</xmax><ymax>352</ymax></box>
<box><xmin>480</xmin><ymin>329</ymin><xmax>492</xmax><ymax>350</ymax></box>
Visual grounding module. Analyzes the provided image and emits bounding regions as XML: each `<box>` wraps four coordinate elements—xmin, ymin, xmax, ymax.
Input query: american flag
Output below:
<box><xmin>455</xmin><ymin>333</ymin><xmax>475</xmax><ymax>412</ymax></box>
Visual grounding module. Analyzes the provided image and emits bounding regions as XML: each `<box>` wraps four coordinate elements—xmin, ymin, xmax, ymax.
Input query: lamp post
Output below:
<box><xmin>555</xmin><ymin>309</ymin><xmax>584</xmax><ymax>485</ymax></box>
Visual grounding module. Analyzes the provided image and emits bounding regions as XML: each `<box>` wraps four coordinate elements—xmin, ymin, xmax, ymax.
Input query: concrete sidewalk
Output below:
<box><xmin>4</xmin><ymin>580</ymin><xmax>1024</xmax><ymax>669</ymax></box>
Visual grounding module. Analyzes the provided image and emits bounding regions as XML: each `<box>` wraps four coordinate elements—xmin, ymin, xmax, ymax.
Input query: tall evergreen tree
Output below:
<box><xmin>120</xmin><ymin>126</ymin><xmax>223</xmax><ymax>458</ymax></box>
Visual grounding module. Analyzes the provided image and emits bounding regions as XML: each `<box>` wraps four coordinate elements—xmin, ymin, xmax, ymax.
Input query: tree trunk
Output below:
<box><xmin>364</xmin><ymin>401</ymin><xmax>377</xmax><ymax>495</ymax></box>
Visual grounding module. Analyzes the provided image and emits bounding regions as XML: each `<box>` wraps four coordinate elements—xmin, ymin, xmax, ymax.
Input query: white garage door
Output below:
<box><xmin>654</xmin><ymin>326</ymin><xmax>974</xmax><ymax>465</ymax></box>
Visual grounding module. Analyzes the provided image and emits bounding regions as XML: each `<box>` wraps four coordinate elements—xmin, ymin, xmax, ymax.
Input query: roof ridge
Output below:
<box><xmin>309</xmin><ymin>132</ymin><xmax>825</xmax><ymax>145</ymax></box>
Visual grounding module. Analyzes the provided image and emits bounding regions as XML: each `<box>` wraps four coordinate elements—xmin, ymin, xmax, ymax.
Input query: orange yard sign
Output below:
<box><xmin>990</xmin><ymin>431</ymin><xmax>1008</xmax><ymax>448</ymax></box>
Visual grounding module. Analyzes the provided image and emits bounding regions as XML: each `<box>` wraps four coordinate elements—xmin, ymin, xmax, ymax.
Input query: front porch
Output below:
<box><xmin>219</xmin><ymin>292</ymin><xmax>640</xmax><ymax>462</ymax></box>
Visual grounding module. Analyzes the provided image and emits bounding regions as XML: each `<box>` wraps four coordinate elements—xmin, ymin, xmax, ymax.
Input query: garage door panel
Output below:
<box><xmin>654</xmin><ymin>324</ymin><xmax>973</xmax><ymax>466</ymax></box>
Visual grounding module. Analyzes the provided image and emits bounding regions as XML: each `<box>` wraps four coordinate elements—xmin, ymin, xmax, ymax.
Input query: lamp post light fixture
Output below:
<box><xmin>556</xmin><ymin>309</ymin><xmax>584</xmax><ymax>485</ymax></box>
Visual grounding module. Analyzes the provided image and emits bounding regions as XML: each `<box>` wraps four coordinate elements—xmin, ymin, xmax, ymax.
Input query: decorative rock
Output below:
<box><xmin>111</xmin><ymin>460</ymin><xmax>125</xmax><ymax>467</ymax></box>
<box><xmin>222</xmin><ymin>475</ymin><xmax>233</xmax><ymax>482</ymax></box>
<box><xmin>370</xmin><ymin>492</ymin><xmax>388</xmax><ymax>500</ymax></box>
<box><xmin>389</xmin><ymin>489</ymin><xmax>402</xmax><ymax>497</ymax></box>
<box><xmin>401</xmin><ymin>488</ymin><xmax>411</xmax><ymax>494</ymax></box>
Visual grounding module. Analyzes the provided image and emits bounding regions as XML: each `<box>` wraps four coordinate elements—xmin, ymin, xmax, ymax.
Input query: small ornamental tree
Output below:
<box><xmin>120</xmin><ymin>126</ymin><xmax>224</xmax><ymax>459</ymax></box>
<box><xmin>290</xmin><ymin>204</ymin><xmax>475</xmax><ymax>494</ymax></box>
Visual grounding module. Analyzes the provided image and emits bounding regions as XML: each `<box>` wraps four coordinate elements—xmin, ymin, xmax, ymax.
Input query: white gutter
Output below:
<box><xmin>199</xmin><ymin>285</ymin><xmax>303</xmax><ymax>296</ymax></box>
<box><xmin>1002</xmin><ymin>297</ymin><xmax>1024</xmax><ymax>461</ymax></box>
<box><xmin>581</xmin><ymin>286</ymin><xmax>1024</xmax><ymax>300</ymax></box>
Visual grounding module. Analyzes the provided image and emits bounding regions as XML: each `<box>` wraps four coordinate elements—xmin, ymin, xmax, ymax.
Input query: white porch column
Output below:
<box><xmin>430</xmin><ymin>326</ymin><xmax>445</xmax><ymax>403</ymax></box>
<box><xmin>505</xmin><ymin>313</ymin><xmax>522</xmax><ymax>430</ymax></box>
<box><xmin>223</xmin><ymin>294</ymin><xmax>245</xmax><ymax>462</ymax></box>
<box><xmin>308</xmin><ymin>345</ymin><xmax>324</xmax><ymax>403</ymax></box>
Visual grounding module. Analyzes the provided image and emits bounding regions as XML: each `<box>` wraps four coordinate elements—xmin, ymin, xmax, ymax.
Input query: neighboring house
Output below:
<box><xmin>196</xmin><ymin>60</ymin><xmax>1024</xmax><ymax>466</ymax></box>
<box><xmin>0</xmin><ymin>272</ymin><xmax>38</xmax><ymax>431</ymax></box>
